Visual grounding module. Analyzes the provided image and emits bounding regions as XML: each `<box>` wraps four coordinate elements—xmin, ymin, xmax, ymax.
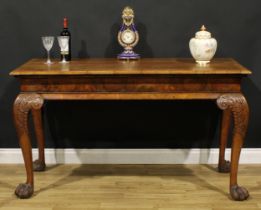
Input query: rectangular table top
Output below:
<box><xmin>10</xmin><ymin>58</ymin><xmax>251</xmax><ymax>76</ymax></box>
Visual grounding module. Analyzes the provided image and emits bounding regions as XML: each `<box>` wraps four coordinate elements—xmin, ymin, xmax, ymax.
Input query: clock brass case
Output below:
<box><xmin>117</xmin><ymin>6</ymin><xmax>140</xmax><ymax>60</ymax></box>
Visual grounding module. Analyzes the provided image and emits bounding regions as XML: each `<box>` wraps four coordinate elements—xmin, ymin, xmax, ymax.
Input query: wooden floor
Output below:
<box><xmin>0</xmin><ymin>164</ymin><xmax>261</xmax><ymax>210</ymax></box>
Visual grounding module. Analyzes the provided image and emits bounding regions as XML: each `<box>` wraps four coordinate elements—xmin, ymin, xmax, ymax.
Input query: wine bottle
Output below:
<box><xmin>60</xmin><ymin>17</ymin><xmax>71</xmax><ymax>61</ymax></box>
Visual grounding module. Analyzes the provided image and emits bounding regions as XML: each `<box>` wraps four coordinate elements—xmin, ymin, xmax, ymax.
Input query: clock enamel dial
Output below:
<box><xmin>121</xmin><ymin>29</ymin><xmax>135</xmax><ymax>45</ymax></box>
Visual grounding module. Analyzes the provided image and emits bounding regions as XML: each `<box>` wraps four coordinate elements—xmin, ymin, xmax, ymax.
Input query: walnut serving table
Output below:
<box><xmin>10</xmin><ymin>58</ymin><xmax>251</xmax><ymax>200</ymax></box>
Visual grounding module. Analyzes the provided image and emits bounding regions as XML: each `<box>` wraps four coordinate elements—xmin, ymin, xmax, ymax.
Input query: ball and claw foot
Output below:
<box><xmin>33</xmin><ymin>159</ymin><xmax>46</xmax><ymax>171</ymax></box>
<box><xmin>230</xmin><ymin>185</ymin><xmax>249</xmax><ymax>201</ymax></box>
<box><xmin>15</xmin><ymin>183</ymin><xmax>33</xmax><ymax>199</ymax></box>
<box><xmin>218</xmin><ymin>160</ymin><xmax>230</xmax><ymax>173</ymax></box>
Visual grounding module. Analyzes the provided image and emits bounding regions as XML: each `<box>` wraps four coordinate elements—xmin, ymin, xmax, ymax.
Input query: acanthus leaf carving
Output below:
<box><xmin>13</xmin><ymin>94</ymin><xmax>44</xmax><ymax>135</ymax></box>
<box><xmin>217</xmin><ymin>93</ymin><xmax>249</xmax><ymax>138</ymax></box>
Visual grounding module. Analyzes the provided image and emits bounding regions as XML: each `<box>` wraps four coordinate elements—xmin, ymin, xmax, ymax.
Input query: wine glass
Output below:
<box><xmin>57</xmin><ymin>36</ymin><xmax>69</xmax><ymax>63</ymax></box>
<box><xmin>42</xmin><ymin>36</ymin><xmax>54</xmax><ymax>64</ymax></box>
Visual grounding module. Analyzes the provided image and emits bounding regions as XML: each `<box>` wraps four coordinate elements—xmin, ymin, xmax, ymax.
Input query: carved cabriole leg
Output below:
<box><xmin>217</xmin><ymin>93</ymin><xmax>249</xmax><ymax>201</ymax></box>
<box><xmin>218</xmin><ymin>109</ymin><xmax>231</xmax><ymax>173</ymax></box>
<box><xmin>32</xmin><ymin>109</ymin><xmax>46</xmax><ymax>171</ymax></box>
<box><xmin>13</xmin><ymin>93</ymin><xmax>44</xmax><ymax>199</ymax></box>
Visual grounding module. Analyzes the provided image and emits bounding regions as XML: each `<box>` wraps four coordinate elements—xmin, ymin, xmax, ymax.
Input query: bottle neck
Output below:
<box><xmin>63</xmin><ymin>18</ymin><xmax>68</xmax><ymax>29</ymax></box>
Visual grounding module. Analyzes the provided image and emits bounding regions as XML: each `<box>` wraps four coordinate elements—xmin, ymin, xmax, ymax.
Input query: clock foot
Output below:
<box><xmin>118</xmin><ymin>50</ymin><xmax>140</xmax><ymax>60</ymax></box>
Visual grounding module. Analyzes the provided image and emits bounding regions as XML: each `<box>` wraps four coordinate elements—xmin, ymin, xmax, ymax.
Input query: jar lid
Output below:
<box><xmin>195</xmin><ymin>25</ymin><xmax>211</xmax><ymax>39</ymax></box>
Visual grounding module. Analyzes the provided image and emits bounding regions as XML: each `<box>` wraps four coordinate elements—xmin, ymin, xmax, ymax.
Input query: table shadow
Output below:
<box><xmin>35</xmin><ymin>164</ymin><xmax>227</xmax><ymax>197</ymax></box>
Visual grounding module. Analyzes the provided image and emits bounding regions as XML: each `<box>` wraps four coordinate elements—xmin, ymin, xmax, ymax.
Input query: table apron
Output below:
<box><xmin>19</xmin><ymin>76</ymin><xmax>242</xmax><ymax>93</ymax></box>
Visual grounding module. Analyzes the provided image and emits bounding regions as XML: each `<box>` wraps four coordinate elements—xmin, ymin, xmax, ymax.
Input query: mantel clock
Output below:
<box><xmin>117</xmin><ymin>6</ymin><xmax>140</xmax><ymax>59</ymax></box>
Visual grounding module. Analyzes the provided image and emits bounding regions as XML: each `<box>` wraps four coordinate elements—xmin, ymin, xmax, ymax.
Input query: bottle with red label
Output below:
<box><xmin>60</xmin><ymin>17</ymin><xmax>71</xmax><ymax>61</ymax></box>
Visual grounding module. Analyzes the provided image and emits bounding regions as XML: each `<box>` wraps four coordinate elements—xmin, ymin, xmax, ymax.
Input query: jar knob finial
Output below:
<box><xmin>201</xmin><ymin>25</ymin><xmax>206</xmax><ymax>31</ymax></box>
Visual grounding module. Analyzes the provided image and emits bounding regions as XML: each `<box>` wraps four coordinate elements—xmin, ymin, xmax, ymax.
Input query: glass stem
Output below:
<box><xmin>47</xmin><ymin>50</ymin><xmax>51</xmax><ymax>63</ymax></box>
<box><xmin>63</xmin><ymin>54</ymin><xmax>66</xmax><ymax>63</ymax></box>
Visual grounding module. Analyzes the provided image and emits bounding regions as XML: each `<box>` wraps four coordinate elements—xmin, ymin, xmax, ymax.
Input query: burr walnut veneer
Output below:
<box><xmin>10</xmin><ymin>58</ymin><xmax>251</xmax><ymax>200</ymax></box>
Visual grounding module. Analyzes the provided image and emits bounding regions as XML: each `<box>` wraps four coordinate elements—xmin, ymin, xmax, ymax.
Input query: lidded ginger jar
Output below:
<box><xmin>189</xmin><ymin>25</ymin><xmax>217</xmax><ymax>65</ymax></box>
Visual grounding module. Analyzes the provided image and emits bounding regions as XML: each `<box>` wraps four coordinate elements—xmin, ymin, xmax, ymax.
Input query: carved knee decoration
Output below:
<box><xmin>217</xmin><ymin>94</ymin><xmax>249</xmax><ymax>138</ymax></box>
<box><xmin>14</xmin><ymin>94</ymin><xmax>44</xmax><ymax>135</ymax></box>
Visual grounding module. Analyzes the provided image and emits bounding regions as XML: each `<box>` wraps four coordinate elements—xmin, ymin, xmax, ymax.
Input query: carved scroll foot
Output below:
<box><xmin>15</xmin><ymin>183</ymin><xmax>34</xmax><ymax>199</ymax></box>
<box><xmin>230</xmin><ymin>185</ymin><xmax>249</xmax><ymax>201</ymax></box>
<box><xmin>218</xmin><ymin>160</ymin><xmax>230</xmax><ymax>173</ymax></box>
<box><xmin>33</xmin><ymin>159</ymin><xmax>46</xmax><ymax>172</ymax></box>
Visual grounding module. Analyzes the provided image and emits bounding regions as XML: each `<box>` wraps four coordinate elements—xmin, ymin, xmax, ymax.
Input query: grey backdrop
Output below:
<box><xmin>0</xmin><ymin>0</ymin><xmax>260</xmax><ymax>148</ymax></box>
